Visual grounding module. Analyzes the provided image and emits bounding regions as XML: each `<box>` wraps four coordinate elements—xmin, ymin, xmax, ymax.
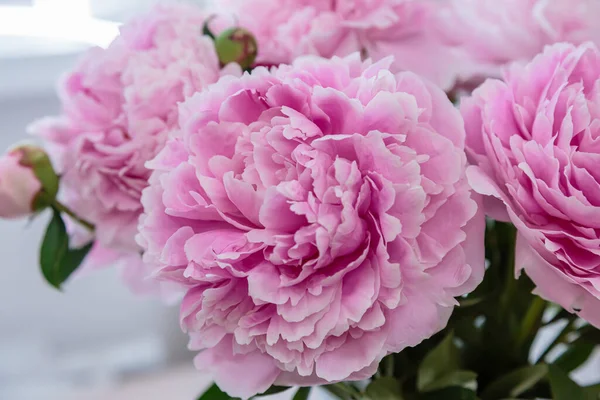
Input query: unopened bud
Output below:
<box><xmin>215</xmin><ymin>27</ymin><xmax>258</xmax><ymax>70</ymax></box>
<box><xmin>0</xmin><ymin>144</ymin><xmax>58</xmax><ymax>218</ymax></box>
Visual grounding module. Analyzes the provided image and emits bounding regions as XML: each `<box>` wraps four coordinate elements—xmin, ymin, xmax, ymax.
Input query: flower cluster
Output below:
<box><xmin>214</xmin><ymin>0</ymin><xmax>600</xmax><ymax>91</ymax></box>
<box><xmin>34</xmin><ymin>3</ymin><xmax>234</xmax><ymax>251</ymax></box>
<box><xmin>1</xmin><ymin>0</ymin><xmax>600</xmax><ymax>399</ymax></box>
<box><xmin>212</xmin><ymin>0</ymin><xmax>461</xmax><ymax>90</ymax></box>
<box><xmin>29</xmin><ymin>3</ymin><xmax>238</xmax><ymax>290</ymax></box>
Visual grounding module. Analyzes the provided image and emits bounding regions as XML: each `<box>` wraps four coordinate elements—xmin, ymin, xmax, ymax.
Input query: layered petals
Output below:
<box><xmin>31</xmin><ymin>3</ymin><xmax>239</xmax><ymax>291</ymax></box>
<box><xmin>139</xmin><ymin>53</ymin><xmax>485</xmax><ymax>398</ymax></box>
<box><xmin>463</xmin><ymin>42</ymin><xmax>600</xmax><ymax>327</ymax></box>
<box><xmin>212</xmin><ymin>0</ymin><xmax>463</xmax><ymax>90</ymax></box>
<box><xmin>437</xmin><ymin>0</ymin><xmax>600</xmax><ymax>85</ymax></box>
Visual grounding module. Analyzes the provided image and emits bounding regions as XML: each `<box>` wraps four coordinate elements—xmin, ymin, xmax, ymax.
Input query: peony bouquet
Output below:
<box><xmin>2</xmin><ymin>0</ymin><xmax>600</xmax><ymax>399</ymax></box>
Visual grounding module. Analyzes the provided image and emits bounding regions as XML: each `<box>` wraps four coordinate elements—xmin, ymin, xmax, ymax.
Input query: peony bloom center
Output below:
<box><xmin>139</xmin><ymin>54</ymin><xmax>484</xmax><ymax>398</ymax></box>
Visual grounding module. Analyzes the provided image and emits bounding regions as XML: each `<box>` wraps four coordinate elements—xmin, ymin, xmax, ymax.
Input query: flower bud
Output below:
<box><xmin>214</xmin><ymin>27</ymin><xmax>258</xmax><ymax>70</ymax></box>
<box><xmin>0</xmin><ymin>144</ymin><xmax>58</xmax><ymax>218</ymax></box>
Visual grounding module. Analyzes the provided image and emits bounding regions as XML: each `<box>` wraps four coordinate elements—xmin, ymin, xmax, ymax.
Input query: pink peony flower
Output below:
<box><xmin>30</xmin><ymin>3</ymin><xmax>239</xmax><ymax>288</ymax></box>
<box><xmin>437</xmin><ymin>0</ymin><xmax>600</xmax><ymax>85</ymax></box>
<box><xmin>463</xmin><ymin>42</ymin><xmax>600</xmax><ymax>328</ymax></box>
<box><xmin>138</xmin><ymin>54</ymin><xmax>485</xmax><ymax>398</ymax></box>
<box><xmin>0</xmin><ymin>149</ymin><xmax>42</xmax><ymax>219</ymax></box>
<box><xmin>212</xmin><ymin>0</ymin><xmax>462</xmax><ymax>90</ymax></box>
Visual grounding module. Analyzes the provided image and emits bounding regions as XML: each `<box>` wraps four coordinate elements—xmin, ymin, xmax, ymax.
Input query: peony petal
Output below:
<box><xmin>195</xmin><ymin>337</ymin><xmax>280</xmax><ymax>399</ymax></box>
<box><xmin>516</xmin><ymin>234</ymin><xmax>600</xmax><ymax>328</ymax></box>
<box><xmin>138</xmin><ymin>49</ymin><xmax>485</xmax><ymax>394</ymax></box>
<box><xmin>315</xmin><ymin>328</ymin><xmax>387</xmax><ymax>382</ymax></box>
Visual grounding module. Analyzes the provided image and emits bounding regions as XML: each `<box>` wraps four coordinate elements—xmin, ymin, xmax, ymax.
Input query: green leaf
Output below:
<box><xmin>202</xmin><ymin>18</ymin><xmax>215</xmax><ymax>40</ymax></box>
<box><xmin>40</xmin><ymin>210</ymin><xmax>93</xmax><ymax>289</ymax></box>
<box><xmin>321</xmin><ymin>383</ymin><xmax>360</xmax><ymax>400</ymax></box>
<box><xmin>422</xmin><ymin>370</ymin><xmax>478</xmax><ymax>393</ymax></box>
<box><xmin>417</xmin><ymin>333</ymin><xmax>460</xmax><ymax>392</ymax></box>
<box><xmin>453</xmin><ymin>318</ymin><xmax>483</xmax><ymax>350</ymax></box>
<box><xmin>578</xmin><ymin>325</ymin><xmax>600</xmax><ymax>344</ymax></box>
<box><xmin>16</xmin><ymin>144</ymin><xmax>59</xmax><ymax>209</ymax></box>
<box><xmin>459</xmin><ymin>296</ymin><xmax>487</xmax><ymax>308</ymax></box>
<box><xmin>255</xmin><ymin>386</ymin><xmax>292</xmax><ymax>397</ymax></box>
<box><xmin>366</xmin><ymin>377</ymin><xmax>402</xmax><ymax>400</ymax></box>
<box><xmin>40</xmin><ymin>210</ymin><xmax>69</xmax><ymax>289</ymax></box>
<box><xmin>197</xmin><ymin>383</ymin><xmax>234</xmax><ymax>400</ymax></box>
<box><xmin>584</xmin><ymin>383</ymin><xmax>600</xmax><ymax>400</ymax></box>
<box><xmin>65</xmin><ymin>242</ymin><xmax>93</xmax><ymax>275</ymax></box>
<box><xmin>292</xmin><ymin>387</ymin><xmax>311</xmax><ymax>400</ymax></box>
<box><xmin>481</xmin><ymin>364</ymin><xmax>548</xmax><ymax>399</ymax></box>
<box><xmin>537</xmin><ymin>319</ymin><xmax>578</xmax><ymax>363</ymax></box>
<box><xmin>554</xmin><ymin>341</ymin><xmax>596</xmax><ymax>372</ymax></box>
<box><xmin>421</xmin><ymin>386</ymin><xmax>478</xmax><ymax>400</ymax></box>
<box><xmin>548</xmin><ymin>364</ymin><xmax>586</xmax><ymax>400</ymax></box>
<box><xmin>32</xmin><ymin>156</ymin><xmax>59</xmax><ymax>199</ymax></box>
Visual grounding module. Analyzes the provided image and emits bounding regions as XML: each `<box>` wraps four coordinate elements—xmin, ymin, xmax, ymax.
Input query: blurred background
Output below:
<box><xmin>0</xmin><ymin>1</ymin><xmax>212</xmax><ymax>399</ymax></box>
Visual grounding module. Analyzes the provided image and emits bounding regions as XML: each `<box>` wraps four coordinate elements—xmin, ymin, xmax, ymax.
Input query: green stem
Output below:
<box><xmin>52</xmin><ymin>200</ymin><xmax>95</xmax><ymax>232</ymax></box>
<box><xmin>498</xmin><ymin>224</ymin><xmax>517</xmax><ymax>322</ymax></box>
<box><xmin>516</xmin><ymin>296</ymin><xmax>547</xmax><ymax>350</ymax></box>
<box><xmin>384</xmin><ymin>354</ymin><xmax>395</xmax><ymax>377</ymax></box>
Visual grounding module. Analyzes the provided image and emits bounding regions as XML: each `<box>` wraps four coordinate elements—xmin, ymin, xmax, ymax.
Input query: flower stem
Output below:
<box><xmin>384</xmin><ymin>354</ymin><xmax>395</xmax><ymax>377</ymax></box>
<box><xmin>52</xmin><ymin>200</ymin><xmax>95</xmax><ymax>232</ymax></box>
<box><xmin>498</xmin><ymin>223</ymin><xmax>517</xmax><ymax>322</ymax></box>
<box><xmin>515</xmin><ymin>296</ymin><xmax>547</xmax><ymax>351</ymax></box>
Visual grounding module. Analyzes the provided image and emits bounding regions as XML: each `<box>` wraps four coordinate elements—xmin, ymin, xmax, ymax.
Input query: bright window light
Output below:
<box><xmin>33</xmin><ymin>0</ymin><xmax>92</xmax><ymax>17</ymax></box>
<box><xmin>0</xmin><ymin>0</ymin><xmax>120</xmax><ymax>48</ymax></box>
